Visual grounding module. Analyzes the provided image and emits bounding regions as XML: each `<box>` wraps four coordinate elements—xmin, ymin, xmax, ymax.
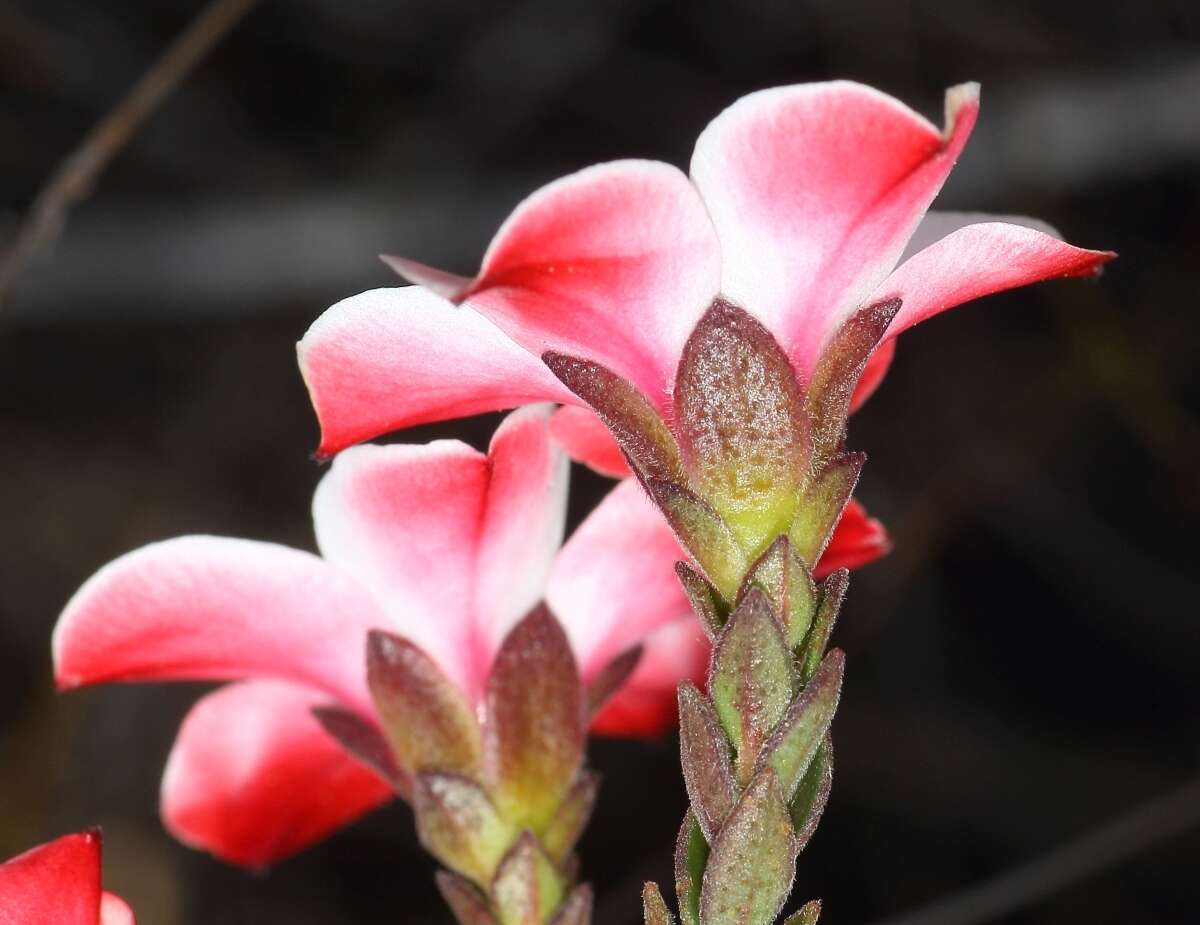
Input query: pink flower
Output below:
<box><xmin>0</xmin><ymin>830</ymin><xmax>135</xmax><ymax>925</ymax></box>
<box><xmin>53</xmin><ymin>407</ymin><xmax>717</xmax><ymax>867</ymax></box>
<box><xmin>299</xmin><ymin>81</ymin><xmax>1112</xmax><ymax>471</ymax></box>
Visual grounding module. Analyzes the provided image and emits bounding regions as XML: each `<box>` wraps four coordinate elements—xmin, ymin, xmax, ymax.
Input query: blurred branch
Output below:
<box><xmin>870</xmin><ymin>774</ymin><xmax>1200</xmax><ymax>925</ymax></box>
<box><xmin>0</xmin><ymin>0</ymin><xmax>260</xmax><ymax>307</ymax></box>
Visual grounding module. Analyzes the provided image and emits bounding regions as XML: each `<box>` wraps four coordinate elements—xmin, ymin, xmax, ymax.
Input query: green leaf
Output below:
<box><xmin>544</xmin><ymin>351</ymin><xmax>685</xmax><ymax>483</ymax></box>
<box><xmin>647</xmin><ymin>479</ymin><xmax>747</xmax><ymax>599</ymax></box>
<box><xmin>484</xmin><ymin>605</ymin><xmax>585</xmax><ymax>832</ymax></box>
<box><xmin>585</xmin><ymin>647</ymin><xmax>643</xmax><ymax>719</ymax></box>
<box><xmin>798</xmin><ymin>570</ymin><xmax>848</xmax><ymax>685</ymax></box>
<box><xmin>674</xmin><ymin>811</ymin><xmax>709</xmax><ymax>925</ymax></box>
<box><xmin>549</xmin><ymin>884</ymin><xmax>593</xmax><ymax>925</ymax></box>
<box><xmin>675</xmin><ymin>562</ymin><xmax>727</xmax><ymax>638</ymax></box>
<box><xmin>674</xmin><ymin>298</ymin><xmax>810</xmax><ymax>555</ymax></box>
<box><xmin>782</xmin><ymin>900</ymin><xmax>822</xmax><ymax>925</ymax></box>
<box><xmin>709</xmin><ymin>590</ymin><xmax>796</xmax><ymax>785</ymax></box>
<box><xmin>791</xmin><ymin>736</ymin><xmax>833</xmax><ymax>853</ymax></box>
<box><xmin>367</xmin><ymin>630</ymin><xmax>481</xmax><ymax>778</ymax></box>
<box><xmin>738</xmin><ymin>535</ymin><xmax>818</xmax><ymax>649</ymax></box>
<box><xmin>643</xmin><ymin>882</ymin><xmax>676</xmax><ymax>925</ymax></box>
<box><xmin>678</xmin><ymin>683</ymin><xmax>738</xmax><ymax>841</ymax></box>
<box><xmin>436</xmin><ymin>870</ymin><xmax>499</xmax><ymax>925</ymax></box>
<box><xmin>413</xmin><ymin>773</ymin><xmax>514</xmax><ymax>886</ymax></box>
<box><xmin>789</xmin><ymin>453</ymin><xmax>864</xmax><ymax>568</ymax></box>
<box><xmin>540</xmin><ymin>771</ymin><xmax>600</xmax><ymax>866</ymax></box>
<box><xmin>806</xmin><ymin>297</ymin><xmax>901</xmax><ymax>464</ymax></box>
<box><xmin>753</xmin><ymin>651</ymin><xmax>844</xmax><ymax>804</ymax></box>
<box><xmin>310</xmin><ymin>705</ymin><xmax>409</xmax><ymax>797</ymax></box>
<box><xmin>491</xmin><ymin>832</ymin><xmax>564</xmax><ymax>925</ymax></box>
<box><xmin>699</xmin><ymin>769</ymin><xmax>798</xmax><ymax>925</ymax></box>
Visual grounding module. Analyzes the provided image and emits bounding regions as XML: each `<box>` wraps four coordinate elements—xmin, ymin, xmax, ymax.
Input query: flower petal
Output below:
<box><xmin>0</xmin><ymin>831</ymin><xmax>103</xmax><ymax>924</ymax></box>
<box><xmin>53</xmin><ymin>536</ymin><xmax>384</xmax><ymax>712</ymax></box>
<box><xmin>815</xmin><ymin>499</ymin><xmax>891</xmax><ymax>578</ymax></box>
<box><xmin>873</xmin><ymin>222</ymin><xmax>1116</xmax><ymax>339</ymax></box>
<box><xmin>691</xmin><ymin>81</ymin><xmax>979</xmax><ymax>375</ymax></box>
<box><xmin>312</xmin><ymin>440</ymin><xmax>488</xmax><ymax>698</ymax></box>
<box><xmin>298</xmin><ymin>286</ymin><xmax>573</xmax><ymax>458</ymax></box>
<box><xmin>392</xmin><ymin>161</ymin><xmax>721</xmax><ymax>409</ymax></box>
<box><xmin>161</xmin><ymin>680</ymin><xmax>393</xmax><ymax>868</ymax></box>
<box><xmin>473</xmin><ymin>405</ymin><xmax>570</xmax><ymax>661</ymax></box>
<box><xmin>546</xmin><ymin>479</ymin><xmax>691</xmax><ymax>678</ymax></box>
<box><xmin>549</xmin><ymin>406</ymin><xmax>631</xmax><ymax>478</ymax></box>
<box><xmin>101</xmin><ymin>892</ymin><xmax>137</xmax><ymax>925</ymax></box>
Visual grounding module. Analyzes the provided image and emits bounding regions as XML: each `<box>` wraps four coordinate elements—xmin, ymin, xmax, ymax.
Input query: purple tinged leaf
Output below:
<box><xmin>709</xmin><ymin>590</ymin><xmax>796</xmax><ymax>786</ymax></box>
<box><xmin>484</xmin><ymin>605</ymin><xmax>585</xmax><ymax>832</ymax></box>
<box><xmin>674</xmin><ymin>811</ymin><xmax>709</xmax><ymax>925</ymax></box>
<box><xmin>752</xmin><ymin>651</ymin><xmax>843</xmax><ymax>805</ymax></box>
<box><xmin>413</xmin><ymin>772</ymin><xmax>514</xmax><ymax>886</ymax></box>
<box><xmin>675</xmin><ymin>562</ymin><xmax>726</xmax><ymax>639</ymax></box>
<box><xmin>491</xmin><ymin>831</ymin><xmax>563</xmax><ymax>925</ymax></box>
<box><xmin>544</xmin><ymin>352</ymin><xmax>685</xmax><ymax>483</ymax></box>
<box><xmin>699</xmin><ymin>768</ymin><xmax>798</xmax><ymax>925</ymax></box>
<box><xmin>367</xmin><ymin>630</ymin><xmax>482</xmax><ymax>778</ymax></box>
<box><xmin>674</xmin><ymin>298</ymin><xmax>811</xmax><ymax>554</ymax></box>
<box><xmin>738</xmin><ymin>536</ymin><xmax>818</xmax><ymax>650</ymax></box>
<box><xmin>806</xmin><ymin>298</ymin><xmax>901</xmax><ymax>464</ymax></box>
<box><xmin>436</xmin><ymin>870</ymin><xmax>500</xmax><ymax>925</ymax></box>
<box><xmin>782</xmin><ymin>900</ymin><xmax>822</xmax><ymax>925</ymax></box>
<box><xmin>789</xmin><ymin>453</ymin><xmax>864</xmax><ymax>568</ymax></box>
<box><xmin>586</xmin><ymin>647</ymin><xmax>643</xmax><ymax>719</ymax></box>
<box><xmin>798</xmin><ymin>570</ymin><xmax>848</xmax><ymax>685</ymax></box>
<box><xmin>540</xmin><ymin>771</ymin><xmax>600</xmax><ymax>866</ymax></box>
<box><xmin>311</xmin><ymin>705</ymin><xmax>410</xmax><ymax>798</ymax></box>
<box><xmin>549</xmin><ymin>884</ymin><xmax>593</xmax><ymax>925</ymax></box>
<box><xmin>677</xmin><ymin>683</ymin><xmax>738</xmax><ymax>842</ymax></box>
<box><xmin>643</xmin><ymin>882</ymin><xmax>676</xmax><ymax>925</ymax></box>
<box><xmin>647</xmin><ymin>479</ymin><xmax>747</xmax><ymax>600</ymax></box>
<box><xmin>790</xmin><ymin>736</ymin><xmax>833</xmax><ymax>853</ymax></box>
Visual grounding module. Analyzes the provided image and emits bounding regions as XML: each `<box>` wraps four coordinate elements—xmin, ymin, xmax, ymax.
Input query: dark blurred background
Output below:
<box><xmin>2</xmin><ymin>1</ymin><xmax>1198</xmax><ymax>922</ymax></box>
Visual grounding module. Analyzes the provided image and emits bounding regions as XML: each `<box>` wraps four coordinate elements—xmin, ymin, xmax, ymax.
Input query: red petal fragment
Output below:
<box><xmin>815</xmin><ymin>499</ymin><xmax>890</xmax><ymax>579</ymax></box>
<box><xmin>0</xmin><ymin>831</ymin><xmax>103</xmax><ymax>925</ymax></box>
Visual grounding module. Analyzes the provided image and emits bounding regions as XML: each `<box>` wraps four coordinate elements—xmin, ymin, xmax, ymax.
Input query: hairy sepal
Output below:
<box><xmin>678</xmin><ymin>682</ymin><xmax>738</xmax><ymax>841</ymax></box>
<box><xmin>699</xmin><ymin>768</ymin><xmax>798</xmax><ymax>925</ymax></box>
<box><xmin>648</xmin><ymin>480</ymin><xmax>748</xmax><ymax>600</ymax></box>
<box><xmin>806</xmin><ymin>298</ymin><xmax>901</xmax><ymax>464</ymax></box>
<box><xmin>737</xmin><ymin>535</ymin><xmax>818</xmax><ymax>649</ymax></box>
<box><xmin>585</xmin><ymin>647</ymin><xmax>643</xmax><ymax>719</ymax></box>
<box><xmin>437</xmin><ymin>871</ymin><xmax>500</xmax><ymax>925</ymax></box>
<box><xmin>709</xmin><ymin>590</ymin><xmax>796</xmax><ymax>786</ymax></box>
<box><xmin>643</xmin><ymin>882</ymin><xmax>677</xmax><ymax>925</ymax></box>
<box><xmin>367</xmin><ymin>630</ymin><xmax>481</xmax><ymax>778</ymax></box>
<box><xmin>790</xmin><ymin>736</ymin><xmax>833</xmax><ymax>852</ymax></box>
<box><xmin>675</xmin><ymin>562</ymin><xmax>727</xmax><ymax>638</ymax></box>
<box><xmin>414</xmin><ymin>773</ymin><xmax>514</xmax><ymax>885</ymax></box>
<box><xmin>798</xmin><ymin>570</ymin><xmax>848</xmax><ymax>685</ymax></box>
<box><xmin>491</xmin><ymin>832</ymin><xmax>564</xmax><ymax>925</ymax></box>
<box><xmin>782</xmin><ymin>900</ymin><xmax>822</xmax><ymax>925</ymax></box>
<box><xmin>544</xmin><ymin>352</ymin><xmax>685</xmax><ymax>483</ymax></box>
<box><xmin>540</xmin><ymin>771</ymin><xmax>600</xmax><ymax>866</ymax></box>
<box><xmin>674</xmin><ymin>811</ymin><xmax>709</xmax><ymax>925</ymax></box>
<box><xmin>311</xmin><ymin>705</ymin><xmax>409</xmax><ymax>797</ymax></box>
<box><xmin>674</xmin><ymin>298</ymin><xmax>810</xmax><ymax>555</ymax></box>
<box><xmin>789</xmin><ymin>453</ymin><xmax>864</xmax><ymax>568</ymax></box>
<box><xmin>484</xmin><ymin>605</ymin><xmax>585</xmax><ymax>833</ymax></box>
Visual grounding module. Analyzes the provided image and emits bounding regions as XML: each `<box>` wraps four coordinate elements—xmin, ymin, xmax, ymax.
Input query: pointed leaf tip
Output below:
<box><xmin>586</xmin><ymin>647</ymin><xmax>643</xmax><ymax>719</ymax></box>
<box><xmin>739</xmin><ymin>535</ymin><xmax>818</xmax><ymax>649</ymax></box>
<box><xmin>790</xmin><ymin>453</ymin><xmax>864</xmax><ymax>569</ymax></box>
<box><xmin>550</xmin><ymin>884</ymin><xmax>594</xmax><ymax>925</ymax></box>
<box><xmin>436</xmin><ymin>870</ymin><xmax>499</xmax><ymax>925</ymax></box>
<box><xmin>492</xmin><ymin>832</ymin><xmax>563</xmax><ymax>925</ymax></box>
<box><xmin>678</xmin><ymin>682</ymin><xmax>738</xmax><ymax>841</ymax></box>
<box><xmin>783</xmin><ymin>899</ymin><xmax>822</xmax><ymax>925</ymax></box>
<box><xmin>674</xmin><ymin>811</ymin><xmax>708</xmax><ymax>925</ymax></box>
<box><xmin>311</xmin><ymin>705</ymin><xmax>409</xmax><ymax>797</ymax></box>
<box><xmin>643</xmin><ymin>882</ymin><xmax>676</xmax><ymax>925</ymax></box>
<box><xmin>413</xmin><ymin>773</ymin><xmax>513</xmax><ymax>885</ymax></box>
<box><xmin>675</xmin><ymin>562</ymin><xmax>726</xmax><ymax>638</ymax></box>
<box><xmin>647</xmin><ymin>479</ymin><xmax>747</xmax><ymax>600</ymax></box>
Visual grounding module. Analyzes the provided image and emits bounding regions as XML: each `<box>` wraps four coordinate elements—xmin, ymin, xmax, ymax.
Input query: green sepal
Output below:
<box><xmin>737</xmin><ymin>535</ymin><xmax>818</xmax><ymax>650</ymax></box>
<box><xmin>675</xmin><ymin>562</ymin><xmax>727</xmax><ymax>638</ymax></box>
<box><xmin>491</xmin><ymin>831</ymin><xmax>564</xmax><ymax>925</ymax></box>
<box><xmin>436</xmin><ymin>870</ymin><xmax>499</xmax><ymax>925</ymax></box>
<box><xmin>699</xmin><ymin>768</ymin><xmax>798</xmax><ymax>925</ymax></box>
<box><xmin>806</xmin><ymin>297</ymin><xmax>901</xmax><ymax>465</ymax></box>
<box><xmin>790</xmin><ymin>736</ymin><xmax>833</xmax><ymax>852</ymax></box>
<box><xmin>674</xmin><ymin>811</ymin><xmax>708</xmax><ymax>925</ymax></box>
<box><xmin>647</xmin><ymin>479</ymin><xmax>747</xmax><ymax>599</ymax></box>
<box><xmin>310</xmin><ymin>705</ymin><xmax>409</xmax><ymax>797</ymax></box>
<box><xmin>543</xmin><ymin>351</ymin><xmax>685</xmax><ymax>483</ymax></box>
<box><xmin>674</xmin><ymin>298</ymin><xmax>810</xmax><ymax>556</ymax></box>
<box><xmin>484</xmin><ymin>605</ymin><xmax>585</xmax><ymax>833</ymax></box>
<box><xmin>643</xmin><ymin>882</ymin><xmax>676</xmax><ymax>925</ymax></box>
<box><xmin>367</xmin><ymin>629</ymin><xmax>481</xmax><ymax>778</ymax></box>
<box><xmin>752</xmin><ymin>650</ymin><xmax>844</xmax><ymax>805</ymax></box>
<box><xmin>709</xmin><ymin>590</ymin><xmax>796</xmax><ymax>785</ymax></box>
<box><xmin>413</xmin><ymin>772</ymin><xmax>514</xmax><ymax>886</ymax></box>
<box><xmin>540</xmin><ymin>771</ymin><xmax>599</xmax><ymax>866</ymax></box>
<box><xmin>677</xmin><ymin>682</ymin><xmax>738</xmax><ymax>841</ymax></box>
<box><xmin>782</xmin><ymin>899</ymin><xmax>822</xmax><ymax>925</ymax></box>
<box><xmin>798</xmin><ymin>570</ymin><xmax>848</xmax><ymax>685</ymax></box>
<box><xmin>549</xmin><ymin>884</ymin><xmax>593</xmax><ymax>925</ymax></box>
<box><xmin>789</xmin><ymin>453</ymin><xmax>864</xmax><ymax>568</ymax></box>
